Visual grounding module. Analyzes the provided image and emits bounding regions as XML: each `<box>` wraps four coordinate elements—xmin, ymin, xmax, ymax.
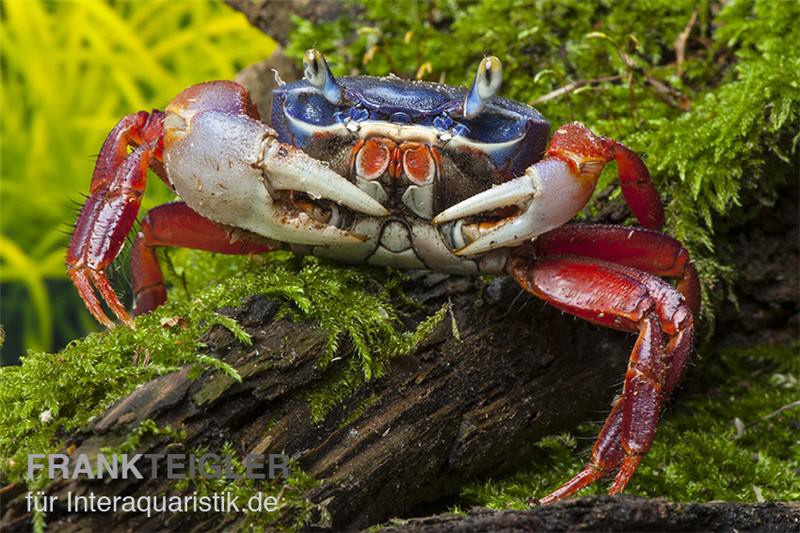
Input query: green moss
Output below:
<box><xmin>306</xmin><ymin>303</ymin><xmax>448</xmax><ymax>423</ymax></box>
<box><xmin>0</xmin><ymin>251</ymin><xmax>440</xmax><ymax>484</ymax></box>
<box><xmin>285</xmin><ymin>0</ymin><xmax>800</xmax><ymax>325</ymax></box>
<box><xmin>172</xmin><ymin>442</ymin><xmax>322</xmax><ymax>531</ymax></box>
<box><xmin>459</xmin><ymin>343</ymin><xmax>800</xmax><ymax>507</ymax></box>
<box><xmin>100</xmin><ymin>419</ymin><xmax>187</xmax><ymax>456</ymax></box>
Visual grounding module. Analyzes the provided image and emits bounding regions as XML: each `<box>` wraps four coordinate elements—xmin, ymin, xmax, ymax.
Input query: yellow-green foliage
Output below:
<box><xmin>0</xmin><ymin>0</ymin><xmax>275</xmax><ymax>358</ymax></box>
<box><xmin>0</xmin><ymin>251</ymin><xmax>439</xmax><ymax>484</ymax></box>
<box><xmin>458</xmin><ymin>344</ymin><xmax>800</xmax><ymax>505</ymax></box>
<box><xmin>286</xmin><ymin>0</ymin><xmax>800</xmax><ymax>323</ymax></box>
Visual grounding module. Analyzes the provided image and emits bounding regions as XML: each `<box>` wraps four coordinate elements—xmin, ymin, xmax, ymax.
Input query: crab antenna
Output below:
<box><xmin>464</xmin><ymin>56</ymin><xmax>503</xmax><ymax>119</ymax></box>
<box><xmin>303</xmin><ymin>49</ymin><xmax>345</xmax><ymax>105</ymax></box>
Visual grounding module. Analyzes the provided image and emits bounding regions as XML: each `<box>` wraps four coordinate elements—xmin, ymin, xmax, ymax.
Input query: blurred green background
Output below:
<box><xmin>0</xmin><ymin>0</ymin><xmax>275</xmax><ymax>363</ymax></box>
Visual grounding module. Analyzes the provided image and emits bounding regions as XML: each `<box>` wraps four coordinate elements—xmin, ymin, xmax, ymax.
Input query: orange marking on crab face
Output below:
<box><xmin>401</xmin><ymin>143</ymin><xmax>435</xmax><ymax>185</ymax></box>
<box><xmin>389</xmin><ymin>145</ymin><xmax>403</xmax><ymax>180</ymax></box>
<box><xmin>355</xmin><ymin>138</ymin><xmax>393</xmax><ymax>180</ymax></box>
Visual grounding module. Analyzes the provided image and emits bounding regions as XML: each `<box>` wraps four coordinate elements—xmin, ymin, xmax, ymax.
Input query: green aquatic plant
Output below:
<box><xmin>0</xmin><ymin>0</ymin><xmax>275</xmax><ymax>359</ymax></box>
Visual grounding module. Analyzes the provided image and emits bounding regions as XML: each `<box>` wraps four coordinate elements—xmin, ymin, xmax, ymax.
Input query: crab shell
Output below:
<box><xmin>273</xmin><ymin>76</ymin><xmax>552</xmax><ymax>274</ymax></box>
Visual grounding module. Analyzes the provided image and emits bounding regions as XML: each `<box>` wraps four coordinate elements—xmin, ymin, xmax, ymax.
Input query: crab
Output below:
<box><xmin>67</xmin><ymin>50</ymin><xmax>700</xmax><ymax>503</ymax></box>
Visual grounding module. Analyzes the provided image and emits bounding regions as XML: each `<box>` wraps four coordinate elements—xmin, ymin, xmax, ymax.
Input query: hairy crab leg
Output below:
<box><xmin>66</xmin><ymin>111</ymin><xmax>164</xmax><ymax>327</ymax></box>
<box><xmin>131</xmin><ymin>202</ymin><xmax>274</xmax><ymax>315</ymax></box>
<box><xmin>508</xmin><ymin>255</ymin><xmax>694</xmax><ymax>503</ymax></box>
<box><xmin>535</xmin><ymin>223</ymin><xmax>701</xmax><ymax>319</ymax></box>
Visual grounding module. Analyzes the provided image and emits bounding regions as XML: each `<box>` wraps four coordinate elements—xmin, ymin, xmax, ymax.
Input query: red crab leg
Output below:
<box><xmin>535</xmin><ymin>223</ymin><xmax>701</xmax><ymax>319</ymax></box>
<box><xmin>546</xmin><ymin>123</ymin><xmax>665</xmax><ymax>229</ymax></box>
<box><xmin>131</xmin><ymin>202</ymin><xmax>273</xmax><ymax>315</ymax></box>
<box><xmin>508</xmin><ymin>255</ymin><xmax>694</xmax><ymax>503</ymax></box>
<box><xmin>66</xmin><ymin>111</ymin><xmax>164</xmax><ymax>327</ymax></box>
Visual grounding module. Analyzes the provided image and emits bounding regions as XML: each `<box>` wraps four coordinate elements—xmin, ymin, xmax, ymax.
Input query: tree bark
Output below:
<box><xmin>224</xmin><ymin>0</ymin><xmax>357</xmax><ymax>46</ymax></box>
<box><xmin>3</xmin><ymin>273</ymin><xmax>634</xmax><ymax>531</ymax></box>
<box><xmin>377</xmin><ymin>496</ymin><xmax>800</xmax><ymax>532</ymax></box>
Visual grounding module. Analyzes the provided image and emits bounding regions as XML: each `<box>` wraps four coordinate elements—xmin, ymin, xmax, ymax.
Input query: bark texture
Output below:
<box><xmin>224</xmin><ymin>0</ymin><xmax>357</xmax><ymax>46</ymax></box>
<box><xmin>378</xmin><ymin>496</ymin><xmax>800</xmax><ymax>532</ymax></box>
<box><xmin>3</xmin><ymin>274</ymin><xmax>633</xmax><ymax>531</ymax></box>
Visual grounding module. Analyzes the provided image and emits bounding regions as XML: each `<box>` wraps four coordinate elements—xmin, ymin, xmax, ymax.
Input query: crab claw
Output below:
<box><xmin>432</xmin><ymin>122</ymin><xmax>655</xmax><ymax>256</ymax></box>
<box><xmin>163</xmin><ymin>82</ymin><xmax>387</xmax><ymax>247</ymax></box>
<box><xmin>433</xmin><ymin>157</ymin><xmax>594</xmax><ymax>255</ymax></box>
<box><xmin>259</xmin><ymin>137</ymin><xmax>387</xmax><ymax>218</ymax></box>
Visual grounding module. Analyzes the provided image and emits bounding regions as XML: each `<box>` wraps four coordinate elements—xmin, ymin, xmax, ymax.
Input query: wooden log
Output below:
<box><xmin>223</xmin><ymin>0</ymin><xmax>358</xmax><ymax>46</ymax></box>
<box><xmin>376</xmin><ymin>496</ymin><xmax>800</xmax><ymax>532</ymax></box>
<box><xmin>2</xmin><ymin>274</ymin><xmax>633</xmax><ymax>531</ymax></box>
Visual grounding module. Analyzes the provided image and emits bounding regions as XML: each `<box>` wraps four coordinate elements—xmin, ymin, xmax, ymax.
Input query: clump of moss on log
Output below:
<box><xmin>172</xmin><ymin>442</ymin><xmax>323</xmax><ymax>531</ymax></box>
<box><xmin>0</xmin><ymin>251</ymin><xmax>438</xmax><ymax>485</ymax></box>
<box><xmin>285</xmin><ymin>0</ymin><xmax>800</xmax><ymax>324</ymax></box>
<box><xmin>457</xmin><ymin>343</ymin><xmax>800</xmax><ymax>506</ymax></box>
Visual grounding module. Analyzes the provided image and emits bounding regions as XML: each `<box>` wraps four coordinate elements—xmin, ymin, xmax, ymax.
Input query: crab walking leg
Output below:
<box><xmin>536</xmin><ymin>223</ymin><xmax>701</xmax><ymax>319</ymax></box>
<box><xmin>131</xmin><ymin>202</ymin><xmax>274</xmax><ymax>315</ymax></box>
<box><xmin>544</xmin><ymin>123</ymin><xmax>665</xmax><ymax>229</ymax></box>
<box><xmin>67</xmin><ymin>109</ymin><xmax>165</xmax><ymax>327</ymax></box>
<box><xmin>508</xmin><ymin>255</ymin><xmax>694</xmax><ymax>502</ymax></box>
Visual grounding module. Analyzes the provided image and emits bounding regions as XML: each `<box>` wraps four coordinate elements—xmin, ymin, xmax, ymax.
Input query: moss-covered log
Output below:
<box><xmin>3</xmin><ymin>273</ymin><xmax>635</xmax><ymax>531</ymax></box>
<box><xmin>377</xmin><ymin>496</ymin><xmax>800</xmax><ymax>532</ymax></box>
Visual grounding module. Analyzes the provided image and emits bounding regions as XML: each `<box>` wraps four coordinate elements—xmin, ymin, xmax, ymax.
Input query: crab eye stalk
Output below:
<box><xmin>464</xmin><ymin>56</ymin><xmax>503</xmax><ymax>119</ymax></box>
<box><xmin>303</xmin><ymin>48</ymin><xmax>345</xmax><ymax>106</ymax></box>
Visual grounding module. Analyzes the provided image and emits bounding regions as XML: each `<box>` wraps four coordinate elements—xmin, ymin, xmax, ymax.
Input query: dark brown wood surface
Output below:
<box><xmin>378</xmin><ymin>496</ymin><xmax>800</xmax><ymax>532</ymax></box>
<box><xmin>3</xmin><ymin>274</ymin><xmax>633</xmax><ymax>531</ymax></box>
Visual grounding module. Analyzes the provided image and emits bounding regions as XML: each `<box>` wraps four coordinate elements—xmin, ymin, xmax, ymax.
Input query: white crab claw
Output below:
<box><xmin>163</xmin><ymin>110</ymin><xmax>386</xmax><ymax>247</ymax></box>
<box><xmin>432</xmin><ymin>174</ymin><xmax>535</xmax><ymax>225</ymax></box>
<box><xmin>434</xmin><ymin>159</ymin><xmax>597</xmax><ymax>256</ymax></box>
<box><xmin>260</xmin><ymin>139</ymin><xmax>388</xmax><ymax>217</ymax></box>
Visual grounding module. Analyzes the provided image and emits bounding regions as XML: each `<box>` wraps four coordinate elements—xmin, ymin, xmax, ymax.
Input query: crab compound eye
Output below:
<box><xmin>464</xmin><ymin>56</ymin><xmax>503</xmax><ymax>119</ymax></box>
<box><xmin>303</xmin><ymin>49</ymin><xmax>345</xmax><ymax>106</ymax></box>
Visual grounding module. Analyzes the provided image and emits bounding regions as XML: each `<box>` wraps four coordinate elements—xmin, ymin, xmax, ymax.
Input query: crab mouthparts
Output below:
<box><xmin>274</xmin><ymin>191</ymin><xmax>351</xmax><ymax>234</ymax></box>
